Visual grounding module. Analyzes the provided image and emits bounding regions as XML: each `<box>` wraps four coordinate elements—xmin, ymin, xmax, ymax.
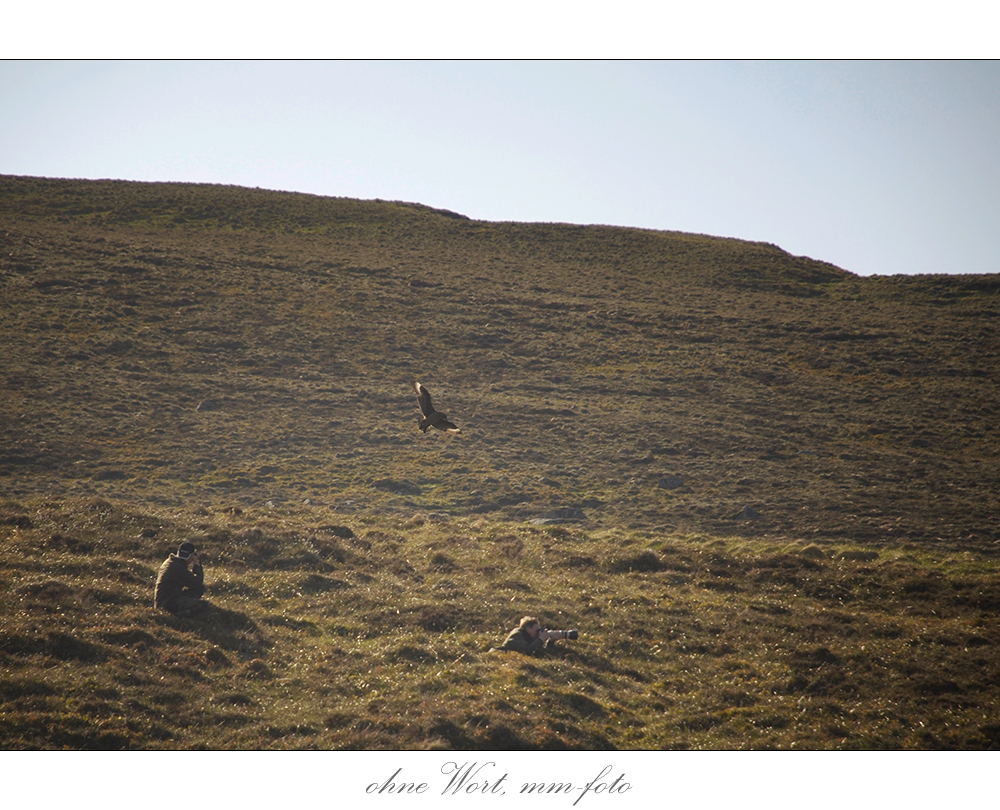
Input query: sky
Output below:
<box><xmin>2</xmin><ymin>59</ymin><xmax>999</xmax><ymax>277</ymax></box>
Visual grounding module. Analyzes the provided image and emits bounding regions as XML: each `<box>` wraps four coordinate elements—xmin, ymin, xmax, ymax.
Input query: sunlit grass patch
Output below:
<box><xmin>4</xmin><ymin>177</ymin><xmax>1000</xmax><ymax>749</ymax></box>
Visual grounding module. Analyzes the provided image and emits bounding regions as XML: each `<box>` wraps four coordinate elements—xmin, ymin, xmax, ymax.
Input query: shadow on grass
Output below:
<box><xmin>0</xmin><ymin>630</ymin><xmax>110</xmax><ymax>663</ymax></box>
<box><xmin>161</xmin><ymin>603</ymin><xmax>270</xmax><ymax>658</ymax></box>
<box><xmin>426</xmin><ymin>716</ymin><xmax>536</xmax><ymax>750</ymax></box>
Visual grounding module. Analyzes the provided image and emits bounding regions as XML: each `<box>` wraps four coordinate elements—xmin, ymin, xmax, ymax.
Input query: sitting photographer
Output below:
<box><xmin>491</xmin><ymin>616</ymin><xmax>578</xmax><ymax>655</ymax></box>
<box><xmin>154</xmin><ymin>541</ymin><xmax>208</xmax><ymax>618</ymax></box>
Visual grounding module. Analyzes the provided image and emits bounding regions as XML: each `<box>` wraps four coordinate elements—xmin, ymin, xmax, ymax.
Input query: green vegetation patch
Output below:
<box><xmin>2</xmin><ymin>497</ymin><xmax>1000</xmax><ymax>749</ymax></box>
<box><xmin>3</xmin><ymin>176</ymin><xmax>1000</xmax><ymax>749</ymax></box>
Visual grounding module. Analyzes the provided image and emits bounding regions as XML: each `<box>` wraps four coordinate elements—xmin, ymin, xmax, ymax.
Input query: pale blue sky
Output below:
<box><xmin>2</xmin><ymin>60</ymin><xmax>998</xmax><ymax>276</ymax></box>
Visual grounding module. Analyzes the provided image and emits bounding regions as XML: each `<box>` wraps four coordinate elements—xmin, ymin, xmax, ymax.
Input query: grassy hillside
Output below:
<box><xmin>2</xmin><ymin>175</ymin><xmax>1000</xmax><ymax>749</ymax></box>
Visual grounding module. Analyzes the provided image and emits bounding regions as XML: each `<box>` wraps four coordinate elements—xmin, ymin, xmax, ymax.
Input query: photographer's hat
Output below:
<box><xmin>177</xmin><ymin>541</ymin><xmax>197</xmax><ymax>560</ymax></box>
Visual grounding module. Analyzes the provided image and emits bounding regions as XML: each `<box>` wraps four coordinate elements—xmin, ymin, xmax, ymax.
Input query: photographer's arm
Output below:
<box><xmin>186</xmin><ymin>553</ymin><xmax>205</xmax><ymax>597</ymax></box>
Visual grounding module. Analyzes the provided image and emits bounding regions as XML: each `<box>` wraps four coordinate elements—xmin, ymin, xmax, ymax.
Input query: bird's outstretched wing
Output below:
<box><xmin>414</xmin><ymin>381</ymin><xmax>434</xmax><ymax>417</ymax></box>
<box><xmin>413</xmin><ymin>381</ymin><xmax>462</xmax><ymax>433</ymax></box>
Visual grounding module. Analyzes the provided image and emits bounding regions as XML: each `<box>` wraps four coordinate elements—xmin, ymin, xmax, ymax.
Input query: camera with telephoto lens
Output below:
<box><xmin>542</xmin><ymin>628</ymin><xmax>579</xmax><ymax>640</ymax></box>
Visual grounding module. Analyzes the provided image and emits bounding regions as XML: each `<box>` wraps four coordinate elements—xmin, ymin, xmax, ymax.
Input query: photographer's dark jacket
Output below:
<box><xmin>495</xmin><ymin>627</ymin><xmax>545</xmax><ymax>655</ymax></box>
<box><xmin>154</xmin><ymin>555</ymin><xmax>205</xmax><ymax>612</ymax></box>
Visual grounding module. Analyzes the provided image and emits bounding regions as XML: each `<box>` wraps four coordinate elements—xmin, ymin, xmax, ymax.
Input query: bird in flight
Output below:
<box><xmin>414</xmin><ymin>381</ymin><xmax>462</xmax><ymax>434</ymax></box>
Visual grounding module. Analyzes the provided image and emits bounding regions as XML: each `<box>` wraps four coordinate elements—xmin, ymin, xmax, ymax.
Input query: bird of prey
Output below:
<box><xmin>414</xmin><ymin>381</ymin><xmax>461</xmax><ymax>434</ymax></box>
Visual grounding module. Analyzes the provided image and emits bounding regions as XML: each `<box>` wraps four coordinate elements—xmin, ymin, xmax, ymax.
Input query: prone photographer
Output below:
<box><xmin>490</xmin><ymin>616</ymin><xmax>579</xmax><ymax>656</ymax></box>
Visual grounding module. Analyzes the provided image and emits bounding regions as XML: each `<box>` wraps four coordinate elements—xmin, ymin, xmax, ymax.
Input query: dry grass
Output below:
<box><xmin>2</xmin><ymin>175</ymin><xmax>1000</xmax><ymax>749</ymax></box>
<box><xmin>3</xmin><ymin>497</ymin><xmax>1000</xmax><ymax>749</ymax></box>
